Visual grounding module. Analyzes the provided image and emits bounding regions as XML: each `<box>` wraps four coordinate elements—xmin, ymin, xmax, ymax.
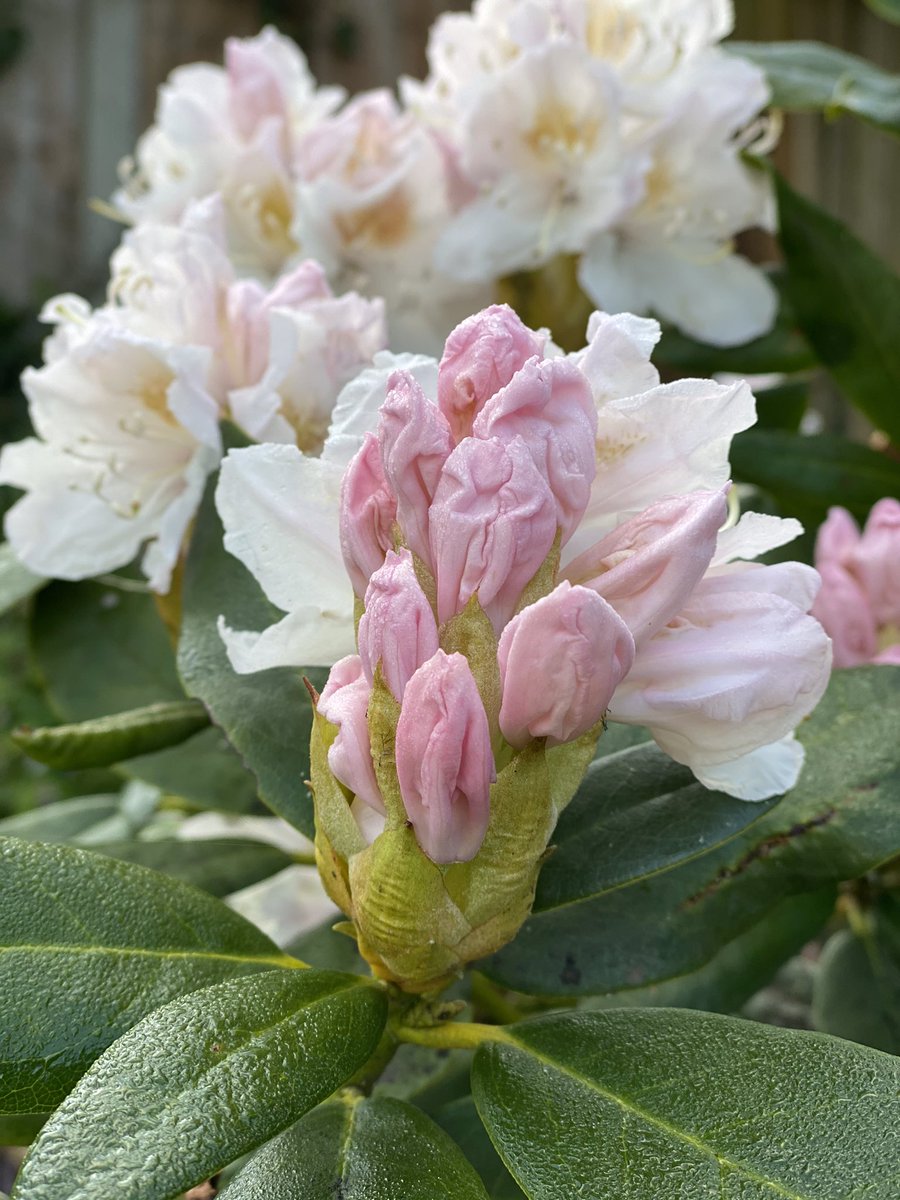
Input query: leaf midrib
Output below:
<box><xmin>0</xmin><ymin>943</ymin><xmax>300</xmax><ymax>971</ymax></box>
<box><xmin>500</xmin><ymin>1039</ymin><xmax>814</xmax><ymax>1200</ymax></box>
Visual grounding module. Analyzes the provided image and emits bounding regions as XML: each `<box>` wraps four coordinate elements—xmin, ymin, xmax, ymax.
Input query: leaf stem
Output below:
<box><xmin>395</xmin><ymin>1020</ymin><xmax>514</xmax><ymax>1052</ymax></box>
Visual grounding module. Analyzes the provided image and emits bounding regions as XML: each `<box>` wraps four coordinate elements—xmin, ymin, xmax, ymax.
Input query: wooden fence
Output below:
<box><xmin>0</xmin><ymin>0</ymin><xmax>897</xmax><ymax>309</ymax></box>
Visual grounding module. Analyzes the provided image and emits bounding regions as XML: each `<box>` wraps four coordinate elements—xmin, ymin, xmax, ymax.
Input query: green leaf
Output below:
<box><xmin>32</xmin><ymin>580</ymin><xmax>181</xmax><ymax>712</ymax></box>
<box><xmin>865</xmin><ymin>0</ymin><xmax>900</xmax><ymax>23</ymax></box>
<box><xmin>0</xmin><ymin>795</ymin><xmax>120</xmax><ymax>842</ymax></box>
<box><xmin>91</xmin><ymin>837</ymin><xmax>295</xmax><ymax>897</ymax></box>
<box><xmin>728</xmin><ymin>40</ymin><xmax>900</xmax><ymax>134</ymax></box>
<box><xmin>11</xmin><ymin>699</ymin><xmax>209</xmax><ymax>769</ymax></box>
<box><xmin>31</xmin><ymin>580</ymin><xmax>259</xmax><ymax>812</ymax></box>
<box><xmin>14</xmin><ymin>971</ymin><xmax>387</xmax><ymax>1200</ymax></box>
<box><xmin>776</xmin><ymin>173</ymin><xmax>900</xmax><ymax>441</ymax></box>
<box><xmin>813</xmin><ymin>895</ymin><xmax>900</xmax><ymax>1054</ymax></box>
<box><xmin>730</xmin><ymin>430</ymin><xmax>900</xmax><ymax>526</ymax></box>
<box><xmin>584</xmin><ymin>889</ymin><xmax>834</xmax><ymax>1015</ymax></box>
<box><xmin>435</xmin><ymin>1097</ymin><xmax>526</xmax><ymax>1200</ymax></box>
<box><xmin>473</xmin><ymin>1009</ymin><xmax>900</xmax><ymax>1199</ymax></box>
<box><xmin>224</xmin><ymin>1093</ymin><xmax>489</xmax><ymax>1200</ymax></box>
<box><xmin>487</xmin><ymin>667</ymin><xmax>900</xmax><ymax>995</ymax></box>
<box><xmin>531</xmin><ymin>743</ymin><xmax>779</xmax><ymax>913</ymax></box>
<box><xmin>177</xmin><ymin>472</ymin><xmax>327</xmax><ymax>839</ymax></box>
<box><xmin>0</xmin><ymin>836</ymin><xmax>298</xmax><ymax>1114</ymax></box>
<box><xmin>0</xmin><ymin>545</ymin><xmax>42</xmax><ymax>617</ymax></box>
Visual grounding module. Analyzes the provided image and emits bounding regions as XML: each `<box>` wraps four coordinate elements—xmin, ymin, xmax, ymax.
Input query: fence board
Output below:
<box><xmin>1</xmin><ymin>0</ymin><xmax>898</xmax><ymax>308</ymax></box>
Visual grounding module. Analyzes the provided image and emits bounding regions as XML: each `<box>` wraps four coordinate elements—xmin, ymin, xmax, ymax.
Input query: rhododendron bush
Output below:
<box><xmin>2</xmin><ymin>4</ymin><xmax>900</xmax><ymax>1198</ymax></box>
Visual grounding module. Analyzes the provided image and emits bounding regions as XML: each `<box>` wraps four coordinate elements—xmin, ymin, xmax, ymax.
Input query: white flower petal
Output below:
<box><xmin>216</xmin><ymin>443</ymin><xmax>349</xmax><ymax>617</ymax></box>
<box><xmin>712</xmin><ymin>512</ymin><xmax>804</xmax><ymax>565</ymax></box>
<box><xmin>322</xmin><ymin>351</ymin><xmax>438</xmax><ymax>469</ymax></box>
<box><xmin>565</xmin><ymin>375</ymin><xmax>755</xmax><ymax>558</ymax></box>
<box><xmin>218</xmin><ymin>605</ymin><xmax>355</xmax><ymax>672</ymax></box>
<box><xmin>692</xmin><ymin>735</ymin><xmax>806</xmax><ymax>801</ymax></box>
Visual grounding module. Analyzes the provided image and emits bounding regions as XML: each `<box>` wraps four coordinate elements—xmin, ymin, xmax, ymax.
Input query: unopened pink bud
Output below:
<box><xmin>852</xmin><ymin>498</ymin><xmax>900</xmax><ymax>627</ymax></box>
<box><xmin>358</xmin><ymin>549</ymin><xmax>439</xmax><ymax>701</ymax></box>
<box><xmin>563</xmin><ymin>489</ymin><xmax>728</xmax><ymax>648</ymax></box>
<box><xmin>429</xmin><ymin>435</ymin><xmax>558</xmax><ymax>631</ymax></box>
<box><xmin>811</xmin><ymin>560</ymin><xmax>877</xmax><ymax>668</ymax></box>
<box><xmin>395</xmin><ymin>650</ymin><xmax>494</xmax><ymax>864</ymax></box>
<box><xmin>378</xmin><ymin>371</ymin><xmax>453</xmax><ymax>568</ymax></box>
<box><xmin>815</xmin><ymin>506</ymin><xmax>860</xmax><ymax>568</ymax></box>
<box><xmin>340</xmin><ymin>432</ymin><xmax>397</xmax><ymax>597</ymax></box>
<box><xmin>473</xmin><ymin>356</ymin><xmax>597</xmax><ymax>545</ymax></box>
<box><xmin>437</xmin><ymin>304</ymin><xmax>544</xmax><ymax>441</ymax></box>
<box><xmin>498</xmin><ymin>582</ymin><xmax>635</xmax><ymax>748</ymax></box>
<box><xmin>317</xmin><ymin>655</ymin><xmax>384</xmax><ymax>814</ymax></box>
<box><xmin>226</xmin><ymin>36</ymin><xmax>287</xmax><ymax>141</ymax></box>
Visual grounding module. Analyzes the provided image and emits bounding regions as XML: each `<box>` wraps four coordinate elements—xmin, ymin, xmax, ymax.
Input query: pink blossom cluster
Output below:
<box><xmin>812</xmin><ymin>502</ymin><xmax>900</xmax><ymax>668</ymax></box>
<box><xmin>312</xmin><ymin>305</ymin><xmax>831</xmax><ymax>865</ymax></box>
<box><xmin>116</xmin><ymin>10</ymin><xmax>776</xmax><ymax>351</ymax></box>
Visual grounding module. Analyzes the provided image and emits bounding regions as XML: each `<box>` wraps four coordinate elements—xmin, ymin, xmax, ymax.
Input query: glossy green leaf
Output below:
<box><xmin>177</xmin><ymin>473</ymin><xmax>327</xmax><ymax>839</ymax></box>
<box><xmin>487</xmin><ymin>667</ymin><xmax>900</xmax><ymax>995</ymax></box>
<box><xmin>813</xmin><ymin>896</ymin><xmax>900</xmax><ymax>1054</ymax></box>
<box><xmin>730</xmin><ymin>430</ymin><xmax>900</xmax><ymax>526</ymax></box>
<box><xmin>0</xmin><ymin>545</ymin><xmax>43</xmax><ymax>617</ymax></box>
<box><xmin>92</xmin><ymin>837</ymin><xmax>295</xmax><ymax>897</ymax></box>
<box><xmin>14</xmin><ymin>971</ymin><xmax>387</xmax><ymax>1200</ymax></box>
<box><xmin>865</xmin><ymin>0</ymin><xmax>900</xmax><ymax>22</ymax></box>
<box><xmin>532</xmin><ymin>742</ymin><xmax>779</xmax><ymax>913</ymax></box>
<box><xmin>0</xmin><ymin>795</ymin><xmax>120</xmax><ymax>843</ymax></box>
<box><xmin>435</xmin><ymin>1097</ymin><xmax>526</xmax><ymax>1200</ymax></box>
<box><xmin>777</xmin><ymin>174</ymin><xmax>900</xmax><ymax>441</ymax></box>
<box><xmin>32</xmin><ymin>580</ymin><xmax>259</xmax><ymax>812</ymax></box>
<box><xmin>0</xmin><ymin>837</ymin><xmax>298</xmax><ymax>1114</ymax></box>
<box><xmin>11</xmin><ymin>699</ymin><xmax>209</xmax><ymax>770</ymax></box>
<box><xmin>473</xmin><ymin>1009</ymin><xmax>900</xmax><ymax>1198</ymax></box>
<box><xmin>728</xmin><ymin>41</ymin><xmax>900</xmax><ymax>134</ymax></box>
<box><xmin>584</xmin><ymin>888</ymin><xmax>834</xmax><ymax>1015</ymax></box>
<box><xmin>225</xmin><ymin>1093</ymin><xmax>488</xmax><ymax>1200</ymax></box>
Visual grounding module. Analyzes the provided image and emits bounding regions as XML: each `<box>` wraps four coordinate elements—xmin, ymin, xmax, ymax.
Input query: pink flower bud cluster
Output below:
<box><xmin>314</xmin><ymin>304</ymin><xmax>834</xmax><ymax>866</ymax></box>
<box><xmin>812</xmin><ymin>501</ymin><xmax>900</xmax><ymax>668</ymax></box>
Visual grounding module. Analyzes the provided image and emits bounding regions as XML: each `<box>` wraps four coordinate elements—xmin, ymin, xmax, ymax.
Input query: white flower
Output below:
<box><xmin>407</xmin><ymin>0</ymin><xmax>776</xmax><ymax>346</ymax></box>
<box><xmin>294</xmin><ymin>88</ymin><xmax>483</xmax><ymax>354</ymax></box>
<box><xmin>578</xmin><ymin>51</ymin><xmax>777</xmax><ymax>346</ymax></box>
<box><xmin>110</xmin><ymin>201</ymin><xmax>387</xmax><ymax>449</ymax></box>
<box><xmin>433</xmin><ymin>41</ymin><xmax>641</xmax><ymax>282</ymax></box>
<box><xmin>1</xmin><ymin>317</ymin><xmax>221</xmax><ymax>592</ymax></box>
<box><xmin>115</xmin><ymin>27</ymin><xmax>342</xmax><ymax>277</ymax></box>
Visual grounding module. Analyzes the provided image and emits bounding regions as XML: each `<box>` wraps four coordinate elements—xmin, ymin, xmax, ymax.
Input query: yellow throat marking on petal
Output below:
<box><xmin>595</xmin><ymin>430</ymin><xmax>646</xmax><ymax>466</ymax></box>
<box><xmin>586</xmin><ymin>2</ymin><xmax>642</xmax><ymax>61</ymax></box>
<box><xmin>526</xmin><ymin>102</ymin><xmax>601</xmax><ymax>162</ymax></box>
<box><xmin>334</xmin><ymin>187</ymin><xmax>412</xmax><ymax>249</ymax></box>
